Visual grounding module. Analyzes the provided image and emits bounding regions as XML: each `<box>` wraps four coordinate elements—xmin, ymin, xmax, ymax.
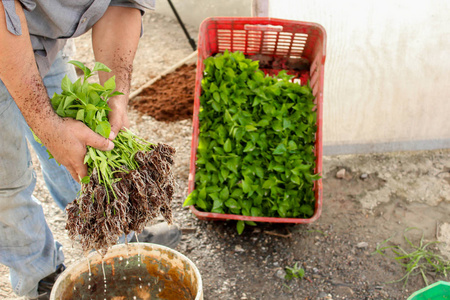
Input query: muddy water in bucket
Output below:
<box><xmin>50</xmin><ymin>243</ymin><xmax>203</xmax><ymax>300</ymax></box>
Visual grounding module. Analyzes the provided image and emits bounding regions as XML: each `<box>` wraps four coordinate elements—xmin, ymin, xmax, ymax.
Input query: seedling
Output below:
<box><xmin>285</xmin><ymin>262</ymin><xmax>305</xmax><ymax>281</ymax></box>
<box><xmin>35</xmin><ymin>61</ymin><xmax>176</xmax><ymax>254</ymax></box>
<box><xmin>184</xmin><ymin>50</ymin><xmax>320</xmax><ymax>233</ymax></box>
<box><xmin>373</xmin><ymin>227</ymin><xmax>450</xmax><ymax>287</ymax></box>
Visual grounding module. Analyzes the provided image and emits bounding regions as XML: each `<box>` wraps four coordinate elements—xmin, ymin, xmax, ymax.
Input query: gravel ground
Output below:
<box><xmin>1</xmin><ymin>10</ymin><xmax>450</xmax><ymax>300</ymax></box>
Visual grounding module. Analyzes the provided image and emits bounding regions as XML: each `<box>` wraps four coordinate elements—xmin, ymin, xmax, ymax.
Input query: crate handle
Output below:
<box><xmin>244</xmin><ymin>24</ymin><xmax>283</xmax><ymax>32</ymax></box>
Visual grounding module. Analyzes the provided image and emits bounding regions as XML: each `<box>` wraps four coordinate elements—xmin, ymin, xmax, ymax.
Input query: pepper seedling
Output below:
<box><xmin>184</xmin><ymin>50</ymin><xmax>320</xmax><ymax>234</ymax></box>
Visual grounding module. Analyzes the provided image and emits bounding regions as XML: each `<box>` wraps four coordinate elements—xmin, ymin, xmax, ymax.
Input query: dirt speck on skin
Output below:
<box><xmin>1</xmin><ymin>11</ymin><xmax>449</xmax><ymax>300</ymax></box>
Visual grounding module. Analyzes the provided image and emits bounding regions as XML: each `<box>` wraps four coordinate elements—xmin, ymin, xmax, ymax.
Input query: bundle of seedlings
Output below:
<box><xmin>184</xmin><ymin>50</ymin><xmax>320</xmax><ymax>234</ymax></box>
<box><xmin>35</xmin><ymin>61</ymin><xmax>175</xmax><ymax>255</ymax></box>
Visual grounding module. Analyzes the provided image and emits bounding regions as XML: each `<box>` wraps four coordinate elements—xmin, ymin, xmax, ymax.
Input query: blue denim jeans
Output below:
<box><xmin>0</xmin><ymin>51</ymin><xmax>80</xmax><ymax>297</ymax></box>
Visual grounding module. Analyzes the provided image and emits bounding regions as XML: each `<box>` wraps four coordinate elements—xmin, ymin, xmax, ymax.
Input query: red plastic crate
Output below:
<box><xmin>188</xmin><ymin>17</ymin><xmax>326</xmax><ymax>224</ymax></box>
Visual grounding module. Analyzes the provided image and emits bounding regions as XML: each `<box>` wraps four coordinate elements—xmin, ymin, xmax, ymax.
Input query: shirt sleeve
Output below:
<box><xmin>1</xmin><ymin>0</ymin><xmax>36</xmax><ymax>35</ymax></box>
<box><xmin>109</xmin><ymin>0</ymin><xmax>156</xmax><ymax>12</ymax></box>
<box><xmin>2</xmin><ymin>0</ymin><xmax>22</xmax><ymax>35</ymax></box>
<box><xmin>108</xmin><ymin>0</ymin><xmax>155</xmax><ymax>37</ymax></box>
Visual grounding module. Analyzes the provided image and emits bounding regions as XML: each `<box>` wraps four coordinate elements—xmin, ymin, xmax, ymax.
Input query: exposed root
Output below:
<box><xmin>65</xmin><ymin>143</ymin><xmax>176</xmax><ymax>255</ymax></box>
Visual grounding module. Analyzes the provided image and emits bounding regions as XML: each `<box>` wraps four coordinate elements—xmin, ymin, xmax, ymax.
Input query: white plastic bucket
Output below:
<box><xmin>50</xmin><ymin>243</ymin><xmax>203</xmax><ymax>300</ymax></box>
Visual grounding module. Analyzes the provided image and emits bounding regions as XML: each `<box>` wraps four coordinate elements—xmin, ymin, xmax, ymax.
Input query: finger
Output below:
<box><xmin>108</xmin><ymin>117</ymin><xmax>121</xmax><ymax>141</ymax></box>
<box><xmin>108</xmin><ymin>126</ymin><xmax>119</xmax><ymax>141</ymax></box>
<box><xmin>75</xmin><ymin>162</ymin><xmax>88</xmax><ymax>180</ymax></box>
<box><xmin>85</xmin><ymin>130</ymin><xmax>115</xmax><ymax>151</ymax></box>
<box><xmin>67</xmin><ymin>166</ymin><xmax>81</xmax><ymax>183</ymax></box>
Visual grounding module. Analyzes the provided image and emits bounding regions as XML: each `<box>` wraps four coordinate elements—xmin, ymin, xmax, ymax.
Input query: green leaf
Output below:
<box><xmin>257</xmin><ymin>119</ymin><xmax>270</xmax><ymax>127</ymax></box>
<box><xmin>287</xmin><ymin>93</ymin><xmax>298</xmax><ymax>101</ymax></box>
<box><xmin>214</xmin><ymin>56</ymin><xmax>224</xmax><ymax>70</ymax></box>
<box><xmin>68</xmin><ymin>60</ymin><xmax>91</xmax><ymax>78</ymax></box>
<box><xmin>209</xmin><ymin>192</ymin><xmax>220</xmax><ymax>202</ymax></box>
<box><xmin>242</xmin><ymin>179</ymin><xmax>251</xmax><ymax>193</ymax></box>
<box><xmin>238</xmin><ymin>61</ymin><xmax>247</xmax><ymax>71</ymax></box>
<box><xmin>92</xmin><ymin>62</ymin><xmax>111</xmax><ymax>73</ymax></box>
<box><xmin>196</xmin><ymin>198</ymin><xmax>208</xmax><ymax>210</ymax></box>
<box><xmin>291</xmin><ymin>175</ymin><xmax>301</xmax><ymax>185</ymax></box>
<box><xmin>288</xmin><ymin>140</ymin><xmax>298</xmax><ymax>151</ymax></box>
<box><xmin>89</xmin><ymin>83</ymin><xmax>106</xmax><ymax>92</ymax></box>
<box><xmin>84</xmin><ymin>104</ymin><xmax>97</xmax><ymax>125</ymax></box>
<box><xmin>205</xmin><ymin>162</ymin><xmax>217</xmax><ymax>172</ymax></box>
<box><xmin>211</xmin><ymin>207</ymin><xmax>225</xmax><ymax>214</ymax></box>
<box><xmin>224</xmin><ymin>109</ymin><xmax>233</xmax><ymax>123</ymax></box>
<box><xmin>224</xmin><ymin>138</ymin><xmax>232</xmax><ymax>152</ymax></box>
<box><xmin>220</xmin><ymin>167</ymin><xmax>230</xmax><ymax>180</ymax></box>
<box><xmin>212</xmin><ymin>196</ymin><xmax>223</xmax><ymax>208</ymax></box>
<box><xmin>209</xmin><ymin>82</ymin><xmax>219</xmax><ymax>93</ymax></box>
<box><xmin>95</xmin><ymin>121</ymin><xmax>111</xmax><ymax>138</ymax></box>
<box><xmin>220</xmin><ymin>186</ymin><xmax>229</xmax><ymax>201</ymax></box>
<box><xmin>213</xmin><ymin>92</ymin><xmax>221</xmax><ymax>103</ymax></box>
<box><xmin>230</xmin><ymin>188</ymin><xmax>243</xmax><ymax>198</ymax></box>
<box><xmin>235</xmin><ymin>127</ymin><xmax>246</xmax><ymax>142</ymax></box>
<box><xmin>62</xmin><ymin>95</ymin><xmax>77</xmax><ymax>109</ymax></box>
<box><xmin>273</xmin><ymin>143</ymin><xmax>287</xmax><ymax>155</ymax></box>
<box><xmin>271</xmin><ymin>120</ymin><xmax>283</xmax><ymax>131</ymax></box>
<box><xmin>225</xmin><ymin>198</ymin><xmax>240</xmax><ymax>209</ymax></box>
<box><xmin>273</xmin><ymin>164</ymin><xmax>285</xmax><ymax>172</ymax></box>
<box><xmin>220</xmin><ymin>92</ymin><xmax>229</xmax><ymax>104</ymax></box>
<box><xmin>226</xmin><ymin>157</ymin><xmax>240</xmax><ymax>174</ymax></box>
<box><xmin>104</xmin><ymin>76</ymin><xmax>116</xmax><ymax>91</ymax></box>
<box><xmin>242</xmin><ymin>199</ymin><xmax>252</xmax><ymax>211</ymax></box>
<box><xmin>56</xmin><ymin>100</ymin><xmax>66</xmax><ymax>117</ymax></box>
<box><xmin>109</xmin><ymin>91</ymin><xmax>124</xmax><ymax>98</ymax></box>
<box><xmin>76</xmin><ymin>109</ymin><xmax>85</xmax><ymax>122</ymax></box>
<box><xmin>300</xmin><ymin>204</ymin><xmax>314</xmax><ymax>216</ymax></box>
<box><xmin>80</xmin><ymin>176</ymin><xmax>90</xmax><ymax>185</ymax></box>
<box><xmin>283</xmin><ymin>118</ymin><xmax>292</xmax><ymax>130</ymax></box>
<box><xmin>61</xmin><ymin>75</ymin><xmax>72</xmax><ymax>92</ymax></box>
<box><xmin>262</xmin><ymin>178</ymin><xmax>276</xmax><ymax>189</ymax></box>
<box><xmin>226</xmin><ymin>67</ymin><xmax>235</xmax><ymax>79</ymax></box>
<box><xmin>255</xmin><ymin>166</ymin><xmax>265</xmax><ymax>179</ymax></box>
<box><xmin>251</xmin><ymin>207</ymin><xmax>262</xmax><ymax>217</ymax></box>
<box><xmin>243</xmin><ymin>141</ymin><xmax>255</xmax><ymax>152</ymax></box>
<box><xmin>237</xmin><ymin>220</ymin><xmax>245</xmax><ymax>235</ymax></box>
<box><xmin>211</xmin><ymin>100</ymin><xmax>221</xmax><ymax>112</ymax></box>
<box><xmin>199</xmin><ymin>186</ymin><xmax>207</xmax><ymax>200</ymax></box>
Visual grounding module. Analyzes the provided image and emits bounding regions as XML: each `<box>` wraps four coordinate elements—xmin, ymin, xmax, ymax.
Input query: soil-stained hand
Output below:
<box><xmin>107</xmin><ymin>95</ymin><xmax>130</xmax><ymax>140</ymax></box>
<box><xmin>39</xmin><ymin>117</ymin><xmax>114</xmax><ymax>181</ymax></box>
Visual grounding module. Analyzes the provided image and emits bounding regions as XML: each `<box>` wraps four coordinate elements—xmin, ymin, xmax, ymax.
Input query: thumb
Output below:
<box><xmin>109</xmin><ymin>122</ymin><xmax>120</xmax><ymax>140</ymax></box>
<box><xmin>85</xmin><ymin>130</ymin><xmax>115</xmax><ymax>151</ymax></box>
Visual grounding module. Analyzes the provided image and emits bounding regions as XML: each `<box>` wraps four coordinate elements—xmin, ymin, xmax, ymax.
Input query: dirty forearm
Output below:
<box><xmin>92</xmin><ymin>6</ymin><xmax>142</xmax><ymax>101</ymax></box>
<box><xmin>0</xmin><ymin>0</ymin><xmax>60</xmax><ymax>140</ymax></box>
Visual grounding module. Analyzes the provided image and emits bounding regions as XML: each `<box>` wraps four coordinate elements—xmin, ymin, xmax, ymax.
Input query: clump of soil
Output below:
<box><xmin>130</xmin><ymin>64</ymin><xmax>196</xmax><ymax>122</ymax></box>
<box><xmin>65</xmin><ymin>143</ymin><xmax>175</xmax><ymax>255</ymax></box>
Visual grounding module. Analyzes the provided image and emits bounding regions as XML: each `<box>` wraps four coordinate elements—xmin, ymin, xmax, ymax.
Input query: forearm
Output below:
<box><xmin>92</xmin><ymin>6</ymin><xmax>141</xmax><ymax>100</ymax></box>
<box><xmin>0</xmin><ymin>1</ymin><xmax>59</xmax><ymax>137</ymax></box>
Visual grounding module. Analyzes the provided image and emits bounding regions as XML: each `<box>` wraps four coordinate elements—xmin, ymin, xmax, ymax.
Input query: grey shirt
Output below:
<box><xmin>2</xmin><ymin>0</ymin><xmax>155</xmax><ymax>76</ymax></box>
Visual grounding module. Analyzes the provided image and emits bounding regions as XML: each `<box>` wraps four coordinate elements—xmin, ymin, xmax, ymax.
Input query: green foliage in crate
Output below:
<box><xmin>184</xmin><ymin>50</ymin><xmax>320</xmax><ymax>233</ymax></box>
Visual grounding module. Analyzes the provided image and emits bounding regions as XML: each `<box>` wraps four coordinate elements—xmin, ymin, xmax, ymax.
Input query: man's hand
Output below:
<box><xmin>107</xmin><ymin>94</ymin><xmax>130</xmax><ymax>140</ymax></box>
<box><xmin>36</xmin><ymin>117</ymin><xmax>114</xmax><ymax>181</ymax></box>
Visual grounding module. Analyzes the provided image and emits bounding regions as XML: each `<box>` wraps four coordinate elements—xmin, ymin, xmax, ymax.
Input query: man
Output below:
<box><xmin>0</xmin><ymin>1</ymin><xmax>180</xmax><ymax>298</ymax></box>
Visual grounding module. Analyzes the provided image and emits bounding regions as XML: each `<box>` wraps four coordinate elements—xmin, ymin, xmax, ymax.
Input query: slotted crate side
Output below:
<box><xmin>189</xmin><ymin>17</ymin><xmax>326</xmax><ymax>223</ymax></box>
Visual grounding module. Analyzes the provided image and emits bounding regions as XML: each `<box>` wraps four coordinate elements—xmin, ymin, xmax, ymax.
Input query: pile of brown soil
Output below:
<box><xmin>130</xmin><ymin>64</ymin><xmax>196</xmax><ymax>122</ymax></box>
